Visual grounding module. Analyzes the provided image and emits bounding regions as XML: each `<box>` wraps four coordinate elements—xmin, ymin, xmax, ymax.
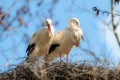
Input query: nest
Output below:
<box><xmin>0</xmin><ymin>62</ymin><xmax>120</xmax><ymax>80</ymax></box>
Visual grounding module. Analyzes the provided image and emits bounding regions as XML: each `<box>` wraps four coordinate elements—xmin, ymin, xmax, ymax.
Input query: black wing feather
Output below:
<box><xmin>49</xmin><ymin>43</ymin><xmax>60</xmax><ymax>54</ymax></box>
<box><xmin>26</xmin><ymin>43</ymin><xmax>35</xmax><ymax>56</ymax></box>
<box><xmin>26</xmin><ymin>44</ymin><xmax>30</xmax><ymax>52</ymax></box>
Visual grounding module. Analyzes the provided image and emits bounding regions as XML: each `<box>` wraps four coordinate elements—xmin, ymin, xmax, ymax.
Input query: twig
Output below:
<box><xmin>0</xmin><ymin>0</ymin><xmax>19</xmax><ymax>19</ymax></box>
<box><xmin>111</xmin><ymin>0</ymin><xmax>120</xmax><ymax>47</ymax></box>
<box><xmin>79</xmin><ymin>47</ymin><xmax>101</xmax><ymax>62</ymax></box>
<box><xmin>0</xmin><ymin>50</ymin><xmax>9</xmax><ymax>62</ymax></box>
<box><xmin>13</xmin><ymin>69</ymin><xmax>16</xmax><ymax>80</ymax></box>
<box><xmin>74</xmin><ymin>2</ymin><xmax>111</xmax><ymax>28</ymax></box>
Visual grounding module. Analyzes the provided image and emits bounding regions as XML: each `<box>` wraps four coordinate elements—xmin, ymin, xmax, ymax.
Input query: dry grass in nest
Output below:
<box><xmin>0</xmin><ymin>61</ymin><xmax>120</xmax><ymax>80</ymax></box>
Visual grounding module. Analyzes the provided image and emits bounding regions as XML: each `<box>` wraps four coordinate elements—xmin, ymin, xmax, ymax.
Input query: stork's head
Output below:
<box><xmin>68</xmin><ymin>18</ymin><xmax>85</xmax><ymax>41</ymax></box>
<box><xmin>44</xmin><ymin>19</ymin><xmax>52</xmax><ymax>30</ymax></box>
<box><xmin>44</xmin><ymin>18</ymin><xmax>54</xmax><ymax>34</ymax></box>
<box><xmin>68</xmin><ymin>18</ymin><xmax>80</xmax><ymax>28</ymax></box>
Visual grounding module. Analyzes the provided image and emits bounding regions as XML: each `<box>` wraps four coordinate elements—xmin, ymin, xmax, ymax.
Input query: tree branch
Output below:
<box><xmin>0</xmin><ymin>0</ymin><xmax>18</xmax><ymax>19</ymax></box>
<box><xmin>111</xmin><ymin>0</ymin><xmax>120</xmax><ymax>47</ymax></box>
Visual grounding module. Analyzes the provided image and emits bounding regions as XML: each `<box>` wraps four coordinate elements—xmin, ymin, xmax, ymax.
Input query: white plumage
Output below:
<box><xmin>26</xmin><ymin>19</ymin><xmax>54</xmax><ymax>64</ymax></box>
<box><xmin>48</xmin><ymin>18</ymin><xmax>84</xmax><ymax>64</ymax></box>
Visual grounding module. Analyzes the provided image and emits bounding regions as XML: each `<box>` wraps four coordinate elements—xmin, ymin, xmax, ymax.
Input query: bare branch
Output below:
<box><xmin>0</xmin><ymin>50</ymin><xmax>9</xmax><ymax>62</ymax></box>
<box><xmin>111</xmin><ymin>0</ymin><xmax>120</xmax><ymax>47</ymax></box>
<box><xmin>0</xmin><ymin>0</ymin><xmax>18</xmax><ymax>19</ymax></box>
<box><xmin>79</xmin><ymin>46</ymin><xmax>100</xmax><ymax>62</ymax></box>
<box><xmin>92</xmin><ymin>6</ymin><xmax>120</xmax><ymax>16</ymax></box>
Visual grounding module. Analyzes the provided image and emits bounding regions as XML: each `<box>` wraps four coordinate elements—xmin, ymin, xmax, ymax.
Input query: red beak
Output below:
<box><xmin>47</xmin><ymin>24</ymin><xmax>51</xmax><ymax>32</ymax></box>
<box><xmin>81</xmin><ymin>35</ymin><xmax>85</xmax><ymax>41</ymax></box>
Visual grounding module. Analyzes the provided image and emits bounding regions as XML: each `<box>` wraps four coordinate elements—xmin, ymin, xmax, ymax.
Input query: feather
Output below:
<box><xmin>49</xmin><ymin>43</ymin><xmax>60</xmax><ymax>54</ymax></box>
<box><xmin>26</xmin><ymin>43</ymin><xmax>35</xmax><ymax>56</ymax></box>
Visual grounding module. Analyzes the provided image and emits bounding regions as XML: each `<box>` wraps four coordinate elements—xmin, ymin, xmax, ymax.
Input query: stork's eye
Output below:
<box><xmin>46</xmin><ymin>21</ymin><xmax>49</xmax><ymax>25</ymax></box>
<box><xmin>76</xmin><ymin>22</ymin><xmax>79</xmax><ymax>26</ymax></box>
<box><xmin>76</xmin><ymin>21</ymin><xmax>78</xmax><ymax>24</ymax></box>
<box><xmin>74</xmin><ymin>22</ymin><xmax>77</xmax><ymax>25</ymax></box>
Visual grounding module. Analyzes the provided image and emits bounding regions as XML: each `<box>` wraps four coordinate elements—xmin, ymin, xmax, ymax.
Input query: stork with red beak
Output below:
<box><xmin>26</xmin><ymin>19</ymin><xmax>54</xmax><ymax>64</ymax></box>
<box><xmin>48</xmin><ymin>18</ymin><xmax>84</xmax><ymax>64</ymax></box>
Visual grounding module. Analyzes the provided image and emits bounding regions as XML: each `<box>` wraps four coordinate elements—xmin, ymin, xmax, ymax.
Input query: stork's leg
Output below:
<box><xmin>60</xmin><ymin>52</ymin><xmax>61</xmax><ymax>65</ymax></box>
<box><xmin>66</xmin><ymin>53</ymin><xmax>68</xmax><ymax>64</ymax></box>
<box><xmin>45</xmin><ymin>53</ymin><xmax>48</xmax><ymax>67</ymax></box>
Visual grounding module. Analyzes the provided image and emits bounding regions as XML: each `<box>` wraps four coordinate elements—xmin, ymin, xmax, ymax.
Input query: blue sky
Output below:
<box><xmin>0</xmin><ymin>0</ymin><xmax>120</xmax><ymax>71</ymax></box>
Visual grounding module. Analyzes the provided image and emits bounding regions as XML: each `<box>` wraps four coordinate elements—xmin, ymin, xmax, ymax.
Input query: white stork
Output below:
<box><xmin>26</xmin><ymin>19</ymin><xmax>54</xmax><ymax>64</ymax></box>
<box><xmin>48</xmin><ymin>18</ymin><xmax>84</xmax><ymax>64</ymax></box>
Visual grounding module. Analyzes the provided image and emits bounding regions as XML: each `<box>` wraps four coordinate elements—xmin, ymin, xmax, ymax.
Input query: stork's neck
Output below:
<box><xmin>47</xmin><ymin>25</ymin><xmax>54</xmax><ymax>36</ymax></box>
<box><xmin>50</xmin><ymin>25</ymin><xmax>55</xmax><ymax>35</ymax></box>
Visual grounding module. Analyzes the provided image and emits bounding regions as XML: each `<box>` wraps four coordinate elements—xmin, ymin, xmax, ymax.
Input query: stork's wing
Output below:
<box><xmin>26</xmin><ymin>43</ymin><xmax>35</xmax><ymax>56</ymax></box>
<box><xmin>48</xmin><ymin>31</ymin><xmax>65</xmax><ymax>54</ymax></box>
<box><xmin>26</xmin><ymin>44</ymin><xmax>30</xmax><ymax>52</ymax></box>
<box><xmin>48</xmin><ymin>43</ymin><xmax>60</xmax><ymax>54</ymax></box>
<box><xmin>53</xmin><ymin>31</ymin><xmax>65</xmax><ymax>43</ymax></box>
<box><xmin>26</xmin><ymin>32</ymin><xmax>37</xmax><ymax>56</ymax></box>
